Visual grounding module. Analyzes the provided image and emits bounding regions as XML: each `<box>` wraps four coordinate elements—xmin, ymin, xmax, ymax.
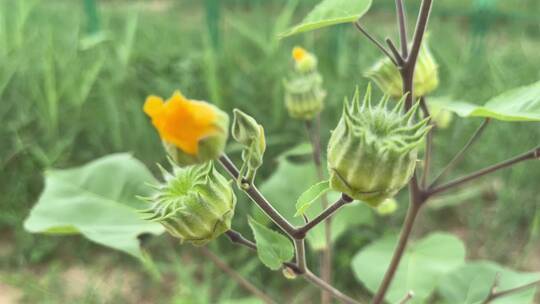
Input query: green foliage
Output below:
<box><xmin>352</xmin><ymin>232</ymin><xmax>466</xmax><ymax>303</ymax></box>
<box><xmin>438</xmin><ymin>261</ymin><xmax>540</xmax><ymax>304</ymax></box>
<box><xmin>248</xmin><ymin>217</ymin><xmax>294</xmax><ymax>270</ymax></box>
<box><xmin>431</xmin><ymin>80</ymin><xmax>540</xmax><ymax>121</ymax></box>
<box><xmin>280</xmin><ymin>0</ymin><xmax>372</xmax><ymax>37</ymax></box>
<box><xmin>295</xmin><ymin>180</ymin><xmax>330</xmax><ymax>217</ymax></box>
<box><xmin>23</xmin><ymin>154</ymin><xmax>164</xmax><ymax>259</ymax></box>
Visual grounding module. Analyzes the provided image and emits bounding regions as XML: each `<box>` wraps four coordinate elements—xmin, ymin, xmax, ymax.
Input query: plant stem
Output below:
<box><xmin>225</xmin><ymin>230</ymin><xmax>257</xmax><ymax>251</ymax></box>
<box><xmin>224</xmin><ymin>230</ymin><xmax>361</xmax><ymax>304</ymax></box>
<box><xmin>304</xmin><ymin>270</ymin><xmax>362</xmax><ymax>304</ymax></box>
<box><xmin>297</xmin><ymin>194</ymin><xmax>353</xmax><ymax>236</ymax></box>
<box><xmin>482</xmin><ymin>278</ymin><xmax>540</xmax><ymax>304</ymax></box>
<box><xmin>353</xmin><ymin>21</ymin><xmax>398</xmax><ymax>65</ymax></box>
<box><xmin>219</xmin><ymin>154</ymin><xmax>352</xmax><ymax>239</ymax></box>
<box><xmin>430</xmin><ymin>118</ymin><xmax>491</xmax><ymax>187</ymax></box>
<box><xmin>219</xmin><ymin>155</ymin><xmax>297</xmax><ymax>237</ymax></box>
<box><xmin>305</xmin><ymin>116</ymin><xmax>333</xmax><ymax>304</ymax></box>
<box><xmin>371</xmin><ymin>2</ymin><xmax>433</xmax><ymax>303</ymax></box>
<box><xmin>199</xmin><ymin>246</ymin><xmax>277</xmax><ymax>304</ymax></box>
<box><xmin>295</xmin><ymin>239</ymin><xmax>307</xmax><ymax>273</ymax></box>
<box><xmin>398</xmin><ymin>291</ymin><xmax>414</xmax><ymax>304</ymax></box>
<box><xmin>419</xmin><ymin>97</ymin><xmax>433</xmax><ymax>188</ymax></box>
<box><xmin>371</xmin><ymin>196</ymin><xmax>423</xmax><ymax>304</ymax></box>
<box><xmin>428</xmin><ymin>146</ymin><xmax>540</xmax><ymax>196</ymax></box>
<box><xmin>395</xmin><ymin>0</ymin><xmax>409</xmax><ymax>57</ymax></box>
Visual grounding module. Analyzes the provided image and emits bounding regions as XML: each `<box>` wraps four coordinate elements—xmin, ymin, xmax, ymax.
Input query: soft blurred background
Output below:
<box><xmin>1</xmin><ymin>0</ymin><xmax>539</xmax><ymax>303</ymax></box>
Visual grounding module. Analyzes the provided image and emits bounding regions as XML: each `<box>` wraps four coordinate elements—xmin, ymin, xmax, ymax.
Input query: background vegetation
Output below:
<box><xmin>1</xmin><ymin>0</ymin><xmax>539</xmax><ymax>303</ymax></box>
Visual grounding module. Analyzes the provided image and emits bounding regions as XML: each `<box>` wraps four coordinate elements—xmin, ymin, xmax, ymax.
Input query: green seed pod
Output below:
<box><xmin>327</xmin><ymin>86</ymin><xmax>431</xmax><ymax>207</ymax></box>
<box><xmin>140</xmin><ymin>162</ymin><xmax>236</xmax><ymax>245</ymax></box>
<box><xmin>365</xmin><ymin>43</ymin><xmax>439</xmax><ymax>98</ymax></box>
<box><xmin>284</xmin><ymin>73</ymin><xmax>326</xmax><ymax>120</ymax></box>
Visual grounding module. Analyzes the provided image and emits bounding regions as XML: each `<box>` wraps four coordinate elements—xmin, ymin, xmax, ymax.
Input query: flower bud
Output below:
<box><xmin>327</xmin><ymin>86</ymin><xmax>430</xmax><ymax>207</ymax></box>
<box><xmin>232</xmin><ymin>109</ymin><xmax>266</xmax><ymax>185</ymax></box>
<box><xmin>284</xmin><ymin>47</ymin><xmax>326</xmax><ymax>120</ymax></box>
<box><xmin>140</xmin><ymin>162</ymin><xmax>236</xmax><ymax>245</ymax></box>
<box><xmin>428</xmin><ymin>103</ymin><xmax>453</xmax><ymax>129</ymax></box>
<box><xmin>376</xmin><ymin>198</ymin><xmax>398</xmax><ymax>216</ymax></box>
<box><xmin>144</xmin><ymin>90</ymin><xmax>229</xmax><ymax>166</ymax></box>
<box><xmin>365</xmin><ymin>43</ymin><xmax>439</xmax><ymax>98</ymax></box>
<box><xmin>232</xmin><ymin>109</ymin><xmax>264</xmax><ymax>147</ymax></box>
<box><xmin>292</xmin><ymin>46</ymin><xmax>318</xmax><ymax>73</ymax></box>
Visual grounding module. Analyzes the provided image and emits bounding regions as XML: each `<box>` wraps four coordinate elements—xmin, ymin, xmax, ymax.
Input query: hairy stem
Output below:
<box><xmin>305</xmin><ymin>116</ymin><xmax>333</xmax><ymax>304</ymax></box>
<box><xmin>428</xmin><ymin>146</ymin><xmax>540</xmax><ymax>196</ymax></box>
<box><xmin>199</xmin><ymin>247</ymin><xmax>277</xmax><ymax>304</ymax></box>
<box><xmin>219</xmin><ymin>155</ymin><xmax>297</xmax><ymax>237</ymax></box>
<box><xmin>430</xmin><ymin>118</ymin><xmax>491</xmax><ymax>187</ymax></box>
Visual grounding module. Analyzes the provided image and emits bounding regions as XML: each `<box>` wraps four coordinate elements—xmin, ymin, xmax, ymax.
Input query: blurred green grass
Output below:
<box><xmin>1</xmin><ymin>0</ymin><xmax>539</xmax><ymax>303</ymax></box>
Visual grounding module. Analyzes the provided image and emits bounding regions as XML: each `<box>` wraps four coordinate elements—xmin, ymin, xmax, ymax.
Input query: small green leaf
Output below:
<box><xmin>438</xmin><ymin>261</ymin><xmax>540</xmax><ymax>304</ymax></box>
<box><xmin>279</xmin><ymin>0</ymin><xmax>372</xmax><ymax>37</ymax></box>
<box><xmin>257</xmin><ymin>144</ymin><xmax>374</xmax><ymax>251</ymax></box>
<box><xmin>24</xmin><ymin>154</ymin><xmax>165</xmax><ymax>260</ymax></box>
<box><xmin>248</xmin><ymin>217</ymin><xmax>294</xmax><ymax>270</ymax></box>
<box><xmin>351</xmin><ymin>232</ymin><xmax>466</xmax><ymax>303</ymax></box>
<box><xmin>431</xmin><ymin>81</ymin><xmax>540</xmax><ymax>122</ymax></box>
<box><xmin>295</xmin><ymin>180</ymin><xmax>330</xmax><ymax>217</ymax></box>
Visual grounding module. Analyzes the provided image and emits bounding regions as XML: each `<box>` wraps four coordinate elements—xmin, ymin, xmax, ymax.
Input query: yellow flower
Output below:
<box><xmin>291</xmin><ymin>46</ymin><xmax>317</xmax><ymax>73</ymax></box>
<box><xmin>144</xmin><ymin>91</ymin><xmax>218</xmax><ymax>155</ymax></box>
<box><xmin>292</xmin><ymin>47</ymin><xmax>308</xmax><ymax>63</ymax></box>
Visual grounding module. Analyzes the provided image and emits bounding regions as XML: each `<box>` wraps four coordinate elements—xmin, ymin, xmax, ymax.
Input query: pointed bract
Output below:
<box><xmin>327</xmin><ymin>85</ymin><xmax>430</xmax><ymax>207</ymax></box>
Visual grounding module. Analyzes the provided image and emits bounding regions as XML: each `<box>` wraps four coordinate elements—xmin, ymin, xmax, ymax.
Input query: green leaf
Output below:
<box><xmin>438</xmin><ymin>261</ymin><xmax>540</xmax><ymax>304</ymax></box>
<box><xmin>295</xmin><ymin>180</ymin><xmax>330</xmax><ymax>217</ymax></box>
<box><xmin>248</xmin><ymin>217</ymin><xmax>294</xmax><ymax>270</ymax></box>
<box><xmin>279</xmin><ymin>0</ymin><xmax>372</xmax><ymax>37</ymax></box>
<box><xmin>430</xmin><ymin>81</ymin><xmax>540</xmax><ymax>122</ymax></box>
<box><xmin>351</xmin><ymin>232</ymin><xmax>466</xmax><ymax>303</ymax></box>
<box><xmin>24</xmin><ymin>154</ymin><xmax>164</xmax><ymax>259</ymax></box>
<box><xmin>258</xmin><ymin>144</ymin><xmax>374</xmax><ymax>251</ymax></box>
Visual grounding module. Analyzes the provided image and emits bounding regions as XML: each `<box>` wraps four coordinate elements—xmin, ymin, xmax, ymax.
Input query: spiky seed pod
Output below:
<box><xmin>365</xmin><ymin>43</ymin><xmax>439</xmax><ymax>98</ymax></box>
<box><xmin>327</xmin><ymin>86</ymin><xmax>431</xmax><ymax>207</ymax></box>
<box><xmin>284</xmin><ymin>73</ymin><xmax>326</xmax><ymax>120</ymax></box>
<box><xmin>140</xmin><ymin>162</ymin><xmax>236</xmax><ymax>245</ymax></box>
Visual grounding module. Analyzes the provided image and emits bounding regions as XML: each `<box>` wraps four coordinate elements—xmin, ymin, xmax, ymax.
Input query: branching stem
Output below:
<box><xmin>199</xmin><ymin>247</ymin><xmax>277</xmax><ymax>304</ymax></box>
<box><xmin>306</xmin><ymin>116</ymin><xmax>333</xmax><ymax>304</ymax></box>
<box><xmin>428</xmin><ymin>146</ymin><xmax>540</xmax><ymax>196</ymax></box>
<box><xmin>482</xmin><ymin>277</ymin><xmax>540</xmax><ymax>304</ymax></box>
<box><xmin>224</xmin><ymin>229</ymin><xmax>361</xmax><ymax>304</ymax></box>
<box><xmin>430</xmin><ymin>118</ymin><xmax>491</xmax><ymax>187</ymax></box>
